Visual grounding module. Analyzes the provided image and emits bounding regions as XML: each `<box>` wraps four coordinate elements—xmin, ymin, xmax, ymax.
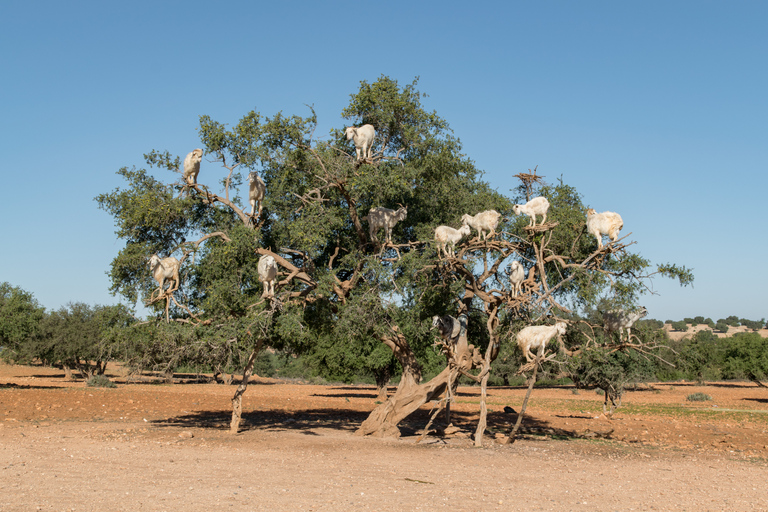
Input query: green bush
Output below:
<box><xmin>721</xmin><ymin>332</ymin><xmax>768</xmax><ymax>383</ymax></box>
<box><xmin>86</xmin><ymin>375</ymin><xmax>116</xmax><ymax>388</ymax></box>
<box><xmin>715</xmin><ymin>321</ymin><xmax>729</xmax><ymax>333</ymax></box>
<box><xmin>670</xmin><ymin>320</ymin><xmax>688</xmax><ymax>332</ymax></box>
<box><xmin>686</xmin><ymin>392</ymin><xmax>711</xmax><ymax>402</ymax></box>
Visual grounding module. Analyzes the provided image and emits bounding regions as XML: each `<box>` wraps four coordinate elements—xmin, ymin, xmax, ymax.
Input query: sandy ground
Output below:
<box><xmin>1</xmin><ymin>362</ymin><xmax>767</xmax><ymax>511</ymax></box>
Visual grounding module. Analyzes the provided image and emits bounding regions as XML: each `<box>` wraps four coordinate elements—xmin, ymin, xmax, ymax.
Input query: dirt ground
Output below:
<box><xmin>1</xmin><ymin>362</ymin><xmax>767</xmax><ymax>511</ymax></box>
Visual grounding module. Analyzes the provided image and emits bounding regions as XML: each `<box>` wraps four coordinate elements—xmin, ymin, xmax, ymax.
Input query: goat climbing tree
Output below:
<box><xmin>98</xmin><ymin>75</ymin><xmax>692</xmax><ymax>441</ymax></box>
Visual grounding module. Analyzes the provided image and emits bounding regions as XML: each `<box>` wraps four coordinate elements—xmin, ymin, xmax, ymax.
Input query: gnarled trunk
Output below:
<box><xmin>356</xmin><ymin>322</ymin><xmax>477</xmax><ymax>437</ymax></box>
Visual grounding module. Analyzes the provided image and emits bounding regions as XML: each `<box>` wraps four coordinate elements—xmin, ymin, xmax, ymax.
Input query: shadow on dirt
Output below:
<box><xmin>151</xmin><ymin>405</ymin><xmax>606</xmax><ymax>443</ymax></box>
<box><xmin>152</xmin><ymin>408</ymin><xmax>372</xmax><ymax>433</ymax></box>
<box><xmin>1</xmin><ymin>383</ymin><xmax>64</xmax><ymax>390</ymax></box>
<box><xmin>743</xmin><ymin>397</ymin><xmax>768</xmax><ymax>404</ymax></box>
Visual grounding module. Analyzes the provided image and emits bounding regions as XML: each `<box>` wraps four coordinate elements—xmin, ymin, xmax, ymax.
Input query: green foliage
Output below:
<box><xmin>693</xmin><ymin>316</ymin><xmax>705</xmax><ymax>325</ymax></box>
<box><xmin>721</xmin><ymin>332</ymin><xmax>768</xmax><ymax>383</ymax></box>
<box><xmin>670</xmin><ymin>320</ymin><xmax>688</xmax><ymax>332</ymax></box>
<box><xmin>86</xmin><ymin>375</ymin><xmax>117</xmax><ymax>388</ymax></box>
<box><xmin>673</xmin><ymin>330</ymin><xmax>725</xmax><ymax>382</ymax></box>
<box><xmin>686</xmin><ymin>392</ymin><xmax>711</xmax><ymax>402</ymax></box>
<box><xmin>715</xmin><ymin>321</ymin><xmax>729</xmax><ymax>333</ymax></box>
<box><xmin>96</xmin><ymin>75</ymin><xmax>695</xmax><ymax>398</ymax></box>
<box><xmin>0</xmin><ymin>282</ymin><xmax>45</xmax><ymax>362</ymax></box>
<box><xmin>566</xmin><ymin>344</ymin><xmax>658</xmax><ymax>402</ymax></box>
<box><xmin>739</xmin><ymin>318</ymin><xmax>765</xmax><ymax>331</ymax></box>
<box><xmin>41</xmin><ymin>303</ymin><xmax>133</xmax><ymax>377</ymax></box>
<box><xmin>636</xmin><ymin>318</ymin><xmax>664</xmax><ymax>330</ymax></box>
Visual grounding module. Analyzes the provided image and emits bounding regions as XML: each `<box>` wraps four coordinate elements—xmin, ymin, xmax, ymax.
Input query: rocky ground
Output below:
<box><xmin>1</xmin><ymin>362</ymin><xmax>767</xmax><ymax>511</ymax></box>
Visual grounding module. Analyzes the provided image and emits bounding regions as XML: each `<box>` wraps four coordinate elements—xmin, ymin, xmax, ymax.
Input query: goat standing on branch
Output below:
<box><xmin>345</xmin><ymin>124</ymin><xmax>375</xmax><ymax>161</ymax></box>
<box><xmin>258</xmin><ymin>255</ymin><xmax>278</xmax><ymax>298</ymax></box>
<box><xmin>362</xmin><ymin>205</ymin><xmax>407</xmax><ymax>245</ymax></box>
<box><xmin>461</xmin><ymin>210</ymin><xmax>502</xmax><ymax>240</ymax></box>
<box><xmin>505</xmin><ymin>261</ymin><xmax>525</xmax><ymax>297</ymax></box>
<box><xmin>183</xmin><ymin>149</ymin><xmax>203</xmax><ymax>185</ymax></box>
<box><xmin>604</xmin><ymin>306</ymin><xmax>647</xmax><ymax>342</ymax></box>
<box><xmin>148</xmin><ymin>254</ymin><xmax>181</xmax><ymax>302</ymax></box>
<box><xmin>434</xmin><ymin>224</ymin><xmax>471</xmax><ymax>258</ymax></box>
<box><xmin>249</xmin><ymin>172</ymin><xmax>266</xmax><ymax>220</ymax></box>
<box><xmin>516</xmin><ymin>322</ymin><xmax>567</xmax><ymax>362</ymax></box>
<box><xmin>586</xmin><ymin>208</ymin><xmax>623</xmax><ymax>249</ymax></box>
<box><xmin>512</xmin><ymin>196</ymin><xmax>550</xmax><ymax>227</ymax></box>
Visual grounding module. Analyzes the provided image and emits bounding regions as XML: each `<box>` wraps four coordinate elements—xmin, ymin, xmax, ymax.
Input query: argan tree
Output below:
<box><xmin>98</xmin><ymin>75</ymin><xmax>692</xmax><ymax>441</ymax></box>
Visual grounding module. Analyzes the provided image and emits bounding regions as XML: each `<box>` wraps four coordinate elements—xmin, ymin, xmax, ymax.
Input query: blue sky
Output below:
<box><xmin>1</xmin><ymin>1</ymin><xmax>765</xmax><ymax>322</ymax></box>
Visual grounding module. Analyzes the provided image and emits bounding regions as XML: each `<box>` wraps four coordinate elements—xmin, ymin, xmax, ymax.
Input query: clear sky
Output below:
<box><xmin>1</xmin><ymin>1</ymin><xmax>765</xmax><ymax>322</ymax></box>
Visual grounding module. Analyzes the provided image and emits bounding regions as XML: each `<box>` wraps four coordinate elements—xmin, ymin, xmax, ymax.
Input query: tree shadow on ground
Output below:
<box><xmin>151</xmin><ymin>405</ymin><xmax>612</xmax><ymax>442</ymax></box>
<box><xmin>705</xmin><ymin>382</ymin><xmax>762</xmax><ymax>389</ymax></box>
<box><xmin>743</xmin><ymin>398</ymin><xmax>768</xmax><ymax>404</ymax></box>
<box><xmin>0</xmin><ymin>383</ymin><xmax>64</xmax><ymax>390</ymax></box>
<box><xmin>152</xmin><ymin>407</ymin><xmax>372</xmax><ymax>434</ymax></box>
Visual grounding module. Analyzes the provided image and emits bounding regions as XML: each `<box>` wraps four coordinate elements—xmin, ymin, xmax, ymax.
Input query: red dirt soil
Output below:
<box><xmin>1</xmin><ymin>362</ymin><xmax>767</xmax><ymax>511</ymax></box>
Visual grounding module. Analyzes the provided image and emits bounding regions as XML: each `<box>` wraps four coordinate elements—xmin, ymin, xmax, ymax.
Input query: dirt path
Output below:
<box><xmin>1</xmin><ymin>363</ymin><xmax>767</xmax><ymax>511</ymax></box>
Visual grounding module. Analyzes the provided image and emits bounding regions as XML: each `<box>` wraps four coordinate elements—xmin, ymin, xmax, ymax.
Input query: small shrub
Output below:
<box><xmin>686</xmin><ymin>392</ymin><xmax>711</xmax><ymax>402</ymax></box>
<box><xmin>571</xmin><ymin>388</ymin><xmax>580</xmax><ymax>395</ymax></box>
<box><xmin>86</xmin><ymin>375</ymin><xmax>116</xmax><ymax>388</ymax></box>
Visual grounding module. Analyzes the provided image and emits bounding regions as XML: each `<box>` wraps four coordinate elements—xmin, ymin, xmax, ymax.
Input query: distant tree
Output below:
<box><xmin>665</xmin><ymin>319</ymin><xmax>673</xmax><ymax>325</ymax></box>
<box><xmin>715</xmin><ymin>321</ymin><xmax>729</xmax><ymax>333</ymax></box>
<box><xmin>42</xmin><ymin>303</ymin><xmax>134</xmax><ymax>379</ymax></box>
<box><xmin>567</xmin><ymin>343</ymin><xmax>658</xmax><ymax>415</ymax></box>
<box><xmin>0</xmin><ymin>282</ymin><xmax>46</xmax><ymax>363</ymax></box>
<box><xmin>705</xmin><ymin>318</ymin><xmax>715</xmax><ymax>328</ymax></box>
<box><xmin>725</xmin><ymin>315</ymin><xmax>741</xmax><ymax>327</ymax></box>
<box><xmin>721</xmin><ymin>332</ymin><xmax>768</xmax><ymax>387</ymax></box>
<box><xmin>636</xmin><ymin>318</ymin><xmax>664</xmax><ymax>330</ymax></box>
<box><xmin>693</xmin><ymin>316</ymin><xmax>705</xmax><ymax>325</ymax></box>
<box><xmin>676</xmin><ymin>330</ymin><xmax>724</xmax><ymax>382</ymax></box>
<box><xmin>739</xmin><ymin>318</ymin><xmax>764</xmax><ymax>331</ymax></box>
<box><xmin>671</xmin><ymin>320</ymin><xmax>688</xmax><ymax>332</ymax></box>
<box><xmin>683</xmin><ymin>317</ymin><xmax>695</xmax><ymax>325</ymax></box>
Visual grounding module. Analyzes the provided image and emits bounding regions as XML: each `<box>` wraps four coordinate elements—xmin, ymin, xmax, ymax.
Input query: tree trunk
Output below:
<box><xmin>230</xmin><ymin>340</ymin><xmax>263</xmax><ymax>434</ymax></box>
<box><xmin>373</xmin><ymin>364</ymin><xmax>391</xmax><ymax>401</ymax></box>
<box><xmin>356</xmin><ymin>366</ymin><xmax>454</xmax><ymax>437</ymax></box>
<box><xmin>505</xmin><ymin>356</ymin><xmax>540</xmax><ymax>444</ymax></box>
<box><xmin>357</xmin><ymin>323</ymin><xmax>475</xmax><ymax>438</ymax></box>
<box><xmin>474</xmin><ymin>314</ymin><xmax>501</xmax><ymax>447</ymax></box>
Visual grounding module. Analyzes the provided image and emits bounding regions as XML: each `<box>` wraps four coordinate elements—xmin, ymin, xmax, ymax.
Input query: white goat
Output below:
<box><xmin>512</xmin><ymin>196</ymin><xmax>550</xmax><ymax>227</ymax></box>
<box><xmin>363</xmin><ymin>206</ymin><xmax>407</xmax><ymax>244</ymax></box>
<box><xmin>434</xmin><ymin>224</ymin><xmax>471</xmax><ymax>258</ymax></box>
<box><xmin>345</xmin><ymin>124</ymin><xmax>375</xmax><ymax>161</ymax></box>
<box><xmin>604</xmin><ymin>306</ymin><xmax>647</xmax><ymax>341</ymax></box>
<box><xmin>258</xmin><ymin>255</ymin><xmax>278</xmax><ymax>298</ymax></box>
<box><xmin>586</xmin><ymin>208</ymin><xmax>623</xmax><ymax>248</ymax></box>
<box><xmin>249</xmin><ymin>172</ymin><xmax>266</xmax><ymax>218</ymax></box>
<box><xmin>183</xmin><ymin>149</ymin><xmax>203</xmax><ymax>185</ymax></box>
<box><xmin>461</xmin><ymin>210</ymin><xmax>502</xmax><ymax>240</ymax></box>
<box><xmin>506</xmin><ymin>261</ymin><xmax>525</xmax><ymax>296</ymax></box>
<box><xmin>148</xmin><ymin>254</ymin><xmax>181</xmax><ymax>300</ymax></box>
<box><xmin>516</xmin><ymin>322</ymin><xmax>567</xmax><ymax>362</ymax></box>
